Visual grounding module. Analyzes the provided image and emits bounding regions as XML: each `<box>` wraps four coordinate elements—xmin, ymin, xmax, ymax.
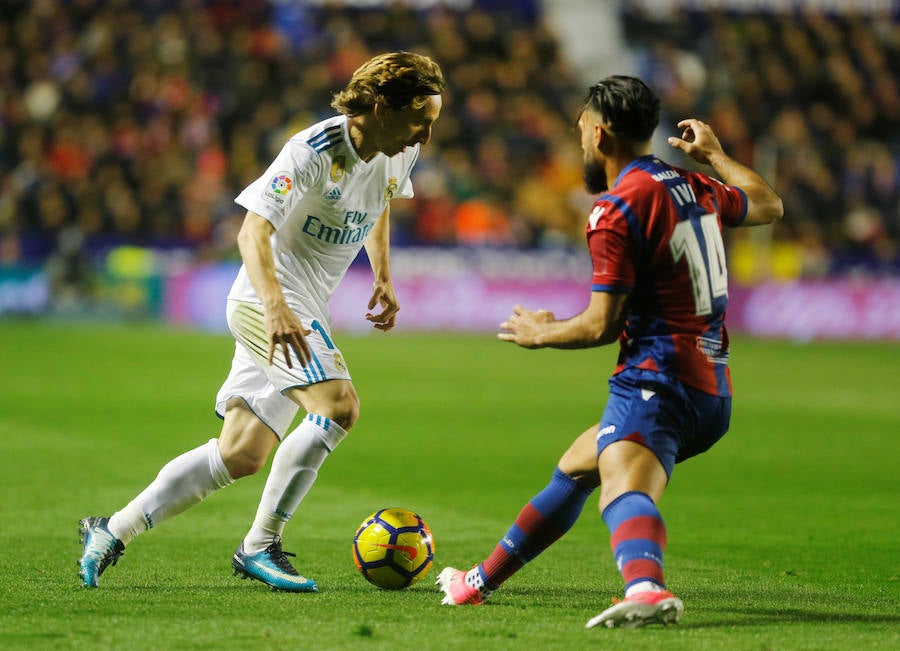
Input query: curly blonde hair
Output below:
<box><xmin>331</xmin><ymin>52</ymin><xmax>445</xmax><ymax>116</ymax></box>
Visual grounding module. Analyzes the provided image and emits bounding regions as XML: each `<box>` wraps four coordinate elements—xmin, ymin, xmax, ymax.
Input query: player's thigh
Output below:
<box><xmin>227</xmin><ymin>300</ymin><xmax>358</xmax><ymax>428</ymax></box>
<box><xmin>598</xmin><ymin>440</ymin><xmax>668</xmax><ymax>510</ymax></box>
<box><xmin>558</xmin><ymin>424</ymin><xmax>602</xmax><ymax>489</ymax></box>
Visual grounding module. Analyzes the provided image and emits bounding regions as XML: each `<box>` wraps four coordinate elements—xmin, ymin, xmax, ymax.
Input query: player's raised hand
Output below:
<box><xmin>667</xmin><ymin>118</ymin><xmax>724</xmax><ymax>166</ymax></box>
<box><xmin>264</xmin><ymin>302</ymin><xmax>312</xmax><ymax>368</ymax></box>
<box><xmin>365</xmin><ymin>279</ymin><xmax>399</xmax><ymax>331</ymax></box>
<box><xmin>498</xmin><ymin>305</ymin><xmax>555</xmax><ymax>348</ymax></box>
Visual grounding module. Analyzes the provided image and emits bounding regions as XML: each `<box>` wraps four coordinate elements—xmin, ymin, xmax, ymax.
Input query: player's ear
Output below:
<box><xmin>598</xmin><ymin>125</ymin><xmax>614</xmax><ymax>153</ymax></box>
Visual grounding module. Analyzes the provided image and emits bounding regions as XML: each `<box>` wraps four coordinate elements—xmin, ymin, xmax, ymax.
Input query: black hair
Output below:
<box><xmin>581</xmin><ymin>75</ymin><xmax>660</xmax><ymax>142</ymax></box>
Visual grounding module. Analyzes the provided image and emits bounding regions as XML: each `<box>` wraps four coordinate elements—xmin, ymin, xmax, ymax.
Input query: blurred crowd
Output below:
<box><xmin>623</xmin><ymin>6</ymin><xmax>900</xmax><ymax>279</ymax></box>
<box><xmin>1</xmin><ymin>0</ymin><xmax>898</xmax><ymax>300</ymax></box>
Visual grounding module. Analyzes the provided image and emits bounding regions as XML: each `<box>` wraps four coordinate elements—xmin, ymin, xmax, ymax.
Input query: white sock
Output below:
<box><xmin>243</xmin><ymin>414</ymin><xmax>347</xmax><ymax>553</ymax></box>
<box><xmin>625</xmin><ymin>580</ymin><xmax>666</xmax><ymax>597</ymax></box>
<box><xmin>108</xmin><ymin>438</ymin><xmax>234</xmax><ymax>545</ymax></box>
<box><xmin>465</xmin><ymin>567</ymin><xmax>489</xmax><ymax>595</ymax></box>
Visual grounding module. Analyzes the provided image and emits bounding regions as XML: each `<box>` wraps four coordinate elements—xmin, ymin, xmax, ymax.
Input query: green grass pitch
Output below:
<box><xmin>0</xmin><ymin>321</ymin><xmax>897</xmax><ymax>650</ymax></box>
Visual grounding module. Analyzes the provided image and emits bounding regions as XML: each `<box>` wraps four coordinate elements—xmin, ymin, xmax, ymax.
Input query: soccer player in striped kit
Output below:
<box><xmin>78</xmin><ymin>52</ymin><xmax>444</xmax><ymax>591</ymax></box>
<box><xmin>437</xmin><ymin>75</ymin><xmax>783</xmax><ymax>628</ymax></box>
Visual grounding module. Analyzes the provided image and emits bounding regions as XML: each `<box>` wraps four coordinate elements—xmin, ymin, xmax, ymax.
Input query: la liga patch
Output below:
<box><xmin>263</xmin><ymin>171</ymin><xmax>293</xmax><ymax>205</ymax></box>
<box><xmin>270</xmin><ymin>173</ymin><xmax>292</xmax><ymax>194</ymax></box>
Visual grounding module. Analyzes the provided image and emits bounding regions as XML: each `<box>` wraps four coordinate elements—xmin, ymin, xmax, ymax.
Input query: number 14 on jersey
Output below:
<box><xmin>669</xmin><ymin>213</ymin><xmax>728</xmax><ymax>316</ymax></box>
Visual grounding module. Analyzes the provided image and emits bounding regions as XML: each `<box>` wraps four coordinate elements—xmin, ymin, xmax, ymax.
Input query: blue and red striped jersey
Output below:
<box><xmin>587</xmin><ymin>155</ymin><xmax>748</xmax><ymax>397</ymax></box>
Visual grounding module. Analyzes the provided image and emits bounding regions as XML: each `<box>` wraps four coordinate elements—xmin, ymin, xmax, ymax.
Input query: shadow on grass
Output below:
<box><xmin>688</xmin><ymin>607</ymin><xmax>900</xmax><ymax>628</ymax></box>
<box><xmin>74</xmin><ymin>582</ymin><xmax>900</xmax><ymax>628</ymax></box>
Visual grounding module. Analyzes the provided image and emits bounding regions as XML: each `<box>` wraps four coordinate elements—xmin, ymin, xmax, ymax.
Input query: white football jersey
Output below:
<box><xmin>230</xmin><ymin>114</ymin><xmax>418</xmax><ymax>324</ymax></box>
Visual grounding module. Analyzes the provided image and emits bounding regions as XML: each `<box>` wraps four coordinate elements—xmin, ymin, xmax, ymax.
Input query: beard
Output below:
<box><xmin>582</xmin><ymin>158</ymin><xmax>608</xmax><ymax>194</ymax></box>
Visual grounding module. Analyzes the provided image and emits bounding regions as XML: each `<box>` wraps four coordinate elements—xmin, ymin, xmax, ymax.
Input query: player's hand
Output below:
<box><xmin>365</xmin><ymin>280</ymin><xmax>399</xmax><ymax>331</ymax></box>
<box><xmin>667</xmin><ymin>118</ymin><xmax>724</xmax><ymax>166</ymax></box>
<box><xmin>264</xmin><ymin>302</ymin><xmax>312</xmax><ymax>368</ymax></box>
<box><xmin>498</xmin><ymin>305</ymin><xmax>555</xmax><ymax>348</ymax></box>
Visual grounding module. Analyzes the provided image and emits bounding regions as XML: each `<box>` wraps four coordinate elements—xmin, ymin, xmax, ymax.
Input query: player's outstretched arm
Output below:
<box><xmin>363</xmin><ymin>205</ymin><xmax>399</xmax><ymax>331</ymax></box>
<box><xmin>498</xmin><ymin>291</ymin><xmax>627</xmax><ymax>350</ymax></box>
<box><xmin>668</xmin><ymin>118</ymin><xmax>784</xmax><ymax>227</ymax></box>
<box><xmin>237</xmin><ymin>211</ymin><xmax>312</xmax><ymax>367</ymax></box>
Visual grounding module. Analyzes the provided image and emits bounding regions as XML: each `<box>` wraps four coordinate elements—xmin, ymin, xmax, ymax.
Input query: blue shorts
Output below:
<box><xmin>596</xmin><ymin>368</ymin><xmax>732</xmax><ymax>478</ymax></box>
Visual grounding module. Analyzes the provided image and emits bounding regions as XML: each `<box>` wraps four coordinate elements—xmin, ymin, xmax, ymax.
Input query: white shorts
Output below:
<box><xmin>214</xmin><ymin>300</ymin><xmax>352</xmax><ymax>438</ymax></box>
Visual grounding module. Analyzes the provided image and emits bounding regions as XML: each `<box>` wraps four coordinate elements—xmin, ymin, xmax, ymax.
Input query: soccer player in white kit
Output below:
<box><xmin>78</xmin><ymin>52</ymin><xmax>445</xmax><ymax>592</ymax></box>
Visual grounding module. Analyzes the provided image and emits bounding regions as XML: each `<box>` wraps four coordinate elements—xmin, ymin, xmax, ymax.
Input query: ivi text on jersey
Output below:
<box><xmin>302</xmin><ymin>214</ymin><xmax>372</xmax><ymax>245</ymax></box>
<box><xmin>669</xmin><ymin>181</ymin><xmax>697</xmax><ymax>207</ymax></box>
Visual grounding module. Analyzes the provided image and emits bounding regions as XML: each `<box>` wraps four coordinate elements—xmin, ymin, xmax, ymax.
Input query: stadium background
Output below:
<box><xmin>0</xmin><ymin>3</ymin><xmax>897</xmax><ymax>648</ymax></box>
<box><xmin>0</xmin><ymin>0</ymin><xmax>898</xmax><ymax>339</ymax></box>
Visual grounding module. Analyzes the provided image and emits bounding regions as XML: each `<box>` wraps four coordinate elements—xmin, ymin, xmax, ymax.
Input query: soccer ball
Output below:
<box><xmin>352</xmin><ymin>508</ymin><xmax>434</xmax><ymax>590</ymax></box>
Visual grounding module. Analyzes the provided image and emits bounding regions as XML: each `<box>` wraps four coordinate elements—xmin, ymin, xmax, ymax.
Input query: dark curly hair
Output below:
<box><xmin>581</xmin><ymin>75</ymin><xmax>660</xmax><ymax>142</ymax></box>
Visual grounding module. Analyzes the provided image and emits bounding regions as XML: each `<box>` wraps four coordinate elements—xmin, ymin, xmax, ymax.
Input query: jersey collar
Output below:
<box><xmin>612</xmin><ymin>155</ymin><xmax>659</xmax><ymax>189</ymax></box>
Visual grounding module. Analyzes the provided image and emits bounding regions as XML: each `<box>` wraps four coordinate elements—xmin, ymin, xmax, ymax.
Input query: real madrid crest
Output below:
<box><xmin>330</xmin><ymin>156</ymin><xmax>345</xmax><ymax>183</ymax></box>
<box><xmin>384</xmin><ymin>177</ymin><xmax>399</xmax><ymax>201</ymax></box>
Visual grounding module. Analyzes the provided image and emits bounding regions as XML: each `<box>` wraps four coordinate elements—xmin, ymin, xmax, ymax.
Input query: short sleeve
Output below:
<box><xmin>586</xmin><ymin>200</ymin><xmax>636</xmax><ymax>293</ymax></box>
<box><xmin>711</xmin><ymin>178</ymin><xmax>748</xmax><ymax>227</ymax></box>
<box><xmin>235</xmin><ymin>139</ymin><xmax>322</xmax><ymax>230</ymax></box>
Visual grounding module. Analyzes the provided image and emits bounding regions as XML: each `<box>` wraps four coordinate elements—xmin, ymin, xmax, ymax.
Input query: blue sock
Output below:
<box><xmin>602</xmin><ymin>491</ymin><xmax>667</xmax><ymax>593</ymax></box>
<box><xmin>477</xmin><ymin>468</ymin><xmax>593</xmax><ymax>588</ymax></box>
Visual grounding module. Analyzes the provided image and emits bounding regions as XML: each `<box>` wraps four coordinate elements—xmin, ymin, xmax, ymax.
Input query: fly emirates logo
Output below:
<box><xmin>302</xmin><ymin>210</ymin><xmax>372</xmax><ymax>245</ymax></box>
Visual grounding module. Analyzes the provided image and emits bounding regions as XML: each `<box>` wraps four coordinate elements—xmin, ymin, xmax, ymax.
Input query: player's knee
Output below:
<box><xmin>219</xmin><ymin>444</ymin><xmax>268</xmax><ymax>479</ymax></box>
<box><xmin>295</xmin><ymin>381</ymin><xmax>360</xmax><ymax>431</ymax></box>
<box><xmin>330</xmin><ymin>391</ymin><xmax>360</xmax><ymax>431</ymax></box>
<box><xmin>217</xmin><ymin>432</ymin><xmax>274</xmax><ymax>479</ymax></box>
